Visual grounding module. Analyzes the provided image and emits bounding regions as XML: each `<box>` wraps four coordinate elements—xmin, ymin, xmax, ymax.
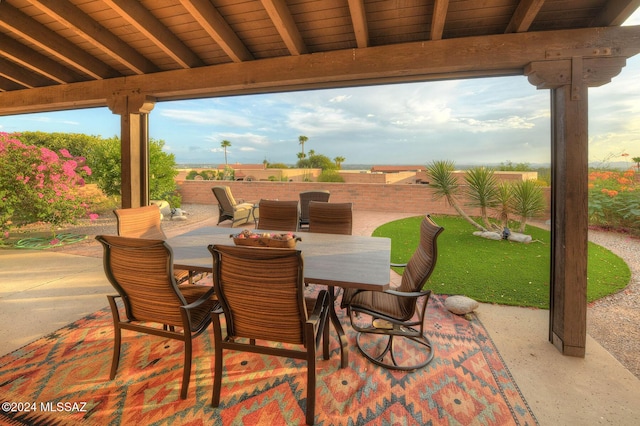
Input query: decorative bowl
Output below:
<box><xmin>231</xmin><ymin>231</ymin><xmax>301</xmax><ymax>248</ymax></box>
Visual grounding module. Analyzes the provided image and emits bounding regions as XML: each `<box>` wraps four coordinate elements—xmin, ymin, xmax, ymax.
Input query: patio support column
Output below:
<box><xmin>525</xmin><ymin>56</ymin><xmax>626</xmax><ymax>357</ymax></box>
<box><xmin>107</xmin><ymin>93</ymin><xmax>156</xmax><ymax>208</ymax></box>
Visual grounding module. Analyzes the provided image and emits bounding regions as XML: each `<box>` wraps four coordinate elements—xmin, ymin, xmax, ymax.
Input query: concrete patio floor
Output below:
<box><xmin>1</xmin><ymin>210</ymin><xmax>638</xmax><ymax>425</ymax></box>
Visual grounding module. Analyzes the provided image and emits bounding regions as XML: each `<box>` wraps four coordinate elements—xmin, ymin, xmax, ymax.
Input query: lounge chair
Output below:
<box><xmin>211</xmin><ymin>186</ymin><xmax>256</xmax><ymax>227</ymax></box>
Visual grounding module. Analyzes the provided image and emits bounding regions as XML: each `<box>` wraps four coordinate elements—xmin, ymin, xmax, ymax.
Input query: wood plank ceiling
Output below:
<box><xmin>1</xmin><ymin>0</ymin><xmax>639</xmax><ymax>113</ymax></box>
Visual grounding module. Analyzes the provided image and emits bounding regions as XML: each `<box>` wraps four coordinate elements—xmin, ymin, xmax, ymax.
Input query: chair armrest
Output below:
<box><xmin>382</xmin><ymin>288</ymin><xmax>431</xmax><ymax>299</ymax></box>
<box><xmin>307</xmin><ymin>290</ymin><xmax>328</xmax><ymax>324</ymax></box>
<box><xmin>342</xmin><ymin>288</ymin><xmax>429</xmax><ymax>308</ymax></box>
<box><xmin>181</xmin><ymin>287</ymin><xmax>216</xmax><ymax>311</ymax></box>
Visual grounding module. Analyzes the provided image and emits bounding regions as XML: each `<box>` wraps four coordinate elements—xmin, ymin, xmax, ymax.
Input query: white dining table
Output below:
<box><xmin>168</xmin><ymin>226</ymin><xmax>392</xmax><ymax>367</ymax></box>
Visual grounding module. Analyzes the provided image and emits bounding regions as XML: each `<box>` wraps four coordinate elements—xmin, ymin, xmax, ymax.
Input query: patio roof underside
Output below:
<box><xmin>1</xmin><ymin>0</ymin><xmax>640</xmax><ymax>113</ymax></box>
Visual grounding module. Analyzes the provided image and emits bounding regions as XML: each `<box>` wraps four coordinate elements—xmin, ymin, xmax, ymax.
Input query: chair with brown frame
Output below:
<box><xmin>207</xmin><ymin>244</ymin><xmax>337</xmax><ymax>425</ymax></box>
<box><xmin>211</xmin><ymin>186</ymin><xmax>256</xmax><ymax>227</ymax></box>
<box><xmin>340</xmin><ymin>215</ymin><xmax>444</xmax><ymax>371</ymax></box>
<box><xmin>113</xmin><ymin>204</ymin><xmax>196</xmax><ymax>284</ymax></box>
<box><xmin>308</xmin><ymin>201</ymin><xmax>353</xmax><ymax>235</ymax></box>
<box><xmin>96</xmin><ymin>234</ymin><xmax>218</xmax><ymax>399</ymax></box>
<box><xmin>256</xmin><ymin>199</ymin><xmax>299</xmax><ymax>232</ymax></box>
<box><xmin>298</xmin><ymin>190</ymin><xmax>330</xmax><ymax>229</ymax></box>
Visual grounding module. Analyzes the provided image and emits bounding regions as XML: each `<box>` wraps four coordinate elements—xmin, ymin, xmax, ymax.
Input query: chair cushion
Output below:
<box><xmin>444</xmin><ymin>295</ymin><xmax>479</xmax><ymax>315</ymax></box>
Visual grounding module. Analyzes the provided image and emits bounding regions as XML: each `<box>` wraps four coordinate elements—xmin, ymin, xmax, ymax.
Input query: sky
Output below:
<box><xmin>1</xmin><ymin>11</ymin><xmax>639</xmax><ymax>168</ymax></box>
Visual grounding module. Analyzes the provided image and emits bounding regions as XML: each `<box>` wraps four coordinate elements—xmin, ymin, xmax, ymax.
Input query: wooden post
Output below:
<box><xmin>107</xmin><ymin>93</ymin><xmax>155</xmax><ymax>208</ymax></box>
<box><xmin>526</xmin><ymin>56</ymin><xmax>626</xmax><ymax>357</ymax></box>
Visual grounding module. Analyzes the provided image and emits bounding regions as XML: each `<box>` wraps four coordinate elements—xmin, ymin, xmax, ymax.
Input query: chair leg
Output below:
<box><xmin>211</xmin><ymin>319</ymin><xmax>224</xmax><ymax>407</ymax></box>
<box><xmin>107</xmin><ymin>296</ymin><xmax>122</xmax><ymax>380</ymax></box>
<box><xmin>181</xmin><ymin>335</ymin><xmax>192</xmax><ymax>400</ymax></box>
<box><xmin>110</xmin><ymin>325</ymin><xmax>121</xmax><ymax>380</ymax></box>
<box><xmin>322</xmin><ymin>314</ymin><xmax>330</xmax><ymax>360</ymax></box>
<box><xmin>355</xmin><ymin>330</ymin><xmax>435</xmax><ymax>371</ymax></box>
<box><xmin>328</xmin><ymin>286</ymin><xmax>348</xmax><ymax>368</ymax></box>
<box><xmin>306</xmin><ymin>346</ymin><xmax>317</xmax><ymax>425</ymax></box>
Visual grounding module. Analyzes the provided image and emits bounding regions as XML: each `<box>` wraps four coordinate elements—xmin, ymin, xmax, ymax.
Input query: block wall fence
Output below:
<box><xmin>178</xmin><ymin>180</ymin><xmax>552</xmax><ymax>219</ymax></box>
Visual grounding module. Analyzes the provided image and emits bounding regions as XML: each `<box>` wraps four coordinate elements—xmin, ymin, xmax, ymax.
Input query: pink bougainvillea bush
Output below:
<box><xmin>0</xmin><ymin>132</ymin><xmax>97</xmax><ymax>245</ymax></box>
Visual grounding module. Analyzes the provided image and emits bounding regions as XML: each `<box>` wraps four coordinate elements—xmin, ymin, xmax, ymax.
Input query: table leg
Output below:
<box><xmin>329</xmin><ymin>286</ymin><xmax>348</xmax><ymax>368</ymax></box>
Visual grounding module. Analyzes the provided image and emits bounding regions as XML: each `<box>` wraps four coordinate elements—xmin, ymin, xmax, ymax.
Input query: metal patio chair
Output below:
<box><xmin>341</xmin><ymin>215</ymin><xmax>443</xmax><ymax>370</ymax></box>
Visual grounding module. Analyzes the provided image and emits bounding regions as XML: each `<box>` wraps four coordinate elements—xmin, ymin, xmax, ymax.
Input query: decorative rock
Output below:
<box><xmin>508</xmin><ymin>232</ymin><xmax>532</xmax><ymax>243</ymax></box>
<box><xmin>170</xmin><ymin>208</ymin><xmax>188</xmax><ymax>220</ymax></box>
<box><xmin>444</xmin><ymin>295</ymin><xmax>480</xmax><ymax>315</ymax></box>
<box><xmin>473</xmin><ymin>231</ymin><xmax>502</xmax><ymax>240</ymax></box>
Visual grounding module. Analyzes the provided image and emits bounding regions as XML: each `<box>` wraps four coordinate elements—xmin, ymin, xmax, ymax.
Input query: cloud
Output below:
<box><xmin>330</xmin><ymin>95</ymin><xmax>351</xmax><ymax>103</ymax></box>
<box><xmin>159</xmin><ymin>107</ymin><xmax>253</xmax><ymax>128</ymax></box>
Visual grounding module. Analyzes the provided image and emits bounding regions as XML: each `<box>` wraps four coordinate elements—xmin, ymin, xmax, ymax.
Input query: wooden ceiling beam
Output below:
<box><xmin>592</xmin><ymin>0</ymin><xmax>640</xmax><ymax>26</ymax></box>
<box><xmin>1</xmin><ymin>26</ymin><xmax>639</xmax><ymax>115</ymax></box>
<box><xmin>430</xmin><ymin>0</ymin><xmax>449</xmax><ymax>41</ymax></box>
<box><xmin>347</xmin><ymin>0</ymin><xmax>369</xmax><ymax>48</ymax></box>
<box><xmin>103</xmin><ymin>0</ymin><xmax>204</xmax><ymax>69</ymax></box>
<box><xmin>505</xmin><ymin>0</ymin><xmax>546</xmax><ymax>33</ymax></box>
<box><xmin>0</xmin><ymin>33</ymin><xmax>82</xmax><ymax>84</ymax></box>
<box><xmin>261</xmin><ymin>0</ymin><xmax>307</xmax><ymax>55</ymax></box>
<box><xmin>181</xmin><ymin>0</ymin><xmax>254</xmax><ymax>62</ymax></box>
<box><xmin>0</xmin><ymin>57</ymin><xmax>56</xmax><ymax>88</ymax></box>
<box><xmin>0</xmin><ymin>2</ymin><xmax>116</xmax><ymax>80</ymax></box>
<box><xmin>29</xmin><ymin>0</ymin><xmax>159</xmax><ymax>75</ymax></box>
<box><xmin>0</xmin><ymin>75</ymin><xmax>26</xmax><ymax>92</ymax></box>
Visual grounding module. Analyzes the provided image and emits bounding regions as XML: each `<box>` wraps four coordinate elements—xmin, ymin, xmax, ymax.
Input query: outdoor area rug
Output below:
<box><xmin>0</xmin><ymin>294</ymin><xmax>537</xmax><ymax>425</ymax></box>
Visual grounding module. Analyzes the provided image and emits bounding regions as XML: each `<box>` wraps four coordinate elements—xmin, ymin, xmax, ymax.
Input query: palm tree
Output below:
<box><xmin>298</xmin><ymin>135</ymin><xmax>308</xmax><ymax>156</ymax></box>
<box><xmin>633</xmin><ymin>156</ymin><xmax>640</xmax><ymax>170</ymax></box>
<box><xmin>426</xmin><ymin>160</ymin><xmax>487</xmax><ymax>232</ymax></box>
<box><xmin>221</xmin><ymin>139</ymin><xmax>231</xmax><ymax>179</ymax></box>
<box><xmin>465</xmin><ymin>166</ymin><xmax>499</xmax><ymax>229</ymax></box>
<box><xmin>334</xmin><ymin>156</ymin><xmax>345</xmax><ymax>169</ymax></box>
<box><xmin>221</xmin><ymin>140</ymin><xmax>231</xmax><ymax>165</ymax></box>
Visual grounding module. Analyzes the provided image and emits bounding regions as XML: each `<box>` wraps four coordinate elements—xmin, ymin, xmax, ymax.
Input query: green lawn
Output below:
<box><xmin>372</xmin><ymin>216</ymin><xmax>631</xmax><ymax>309</ymax></box>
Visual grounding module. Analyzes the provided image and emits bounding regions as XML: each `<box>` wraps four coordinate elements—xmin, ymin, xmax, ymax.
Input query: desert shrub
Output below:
<box><xmin>317</xmin><ymin>170</ymin><xmax>344</xmax><ymax>182</ymax></box>
<box><xmin>588</xmin><ymin>169</ymin><xmax>639</xmax><ymax>234</ymax></box>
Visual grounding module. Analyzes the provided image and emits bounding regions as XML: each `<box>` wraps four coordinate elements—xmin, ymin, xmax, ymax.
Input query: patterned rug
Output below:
<box><xmin>0</xmin><ymin>295</ymin><xmax>537</xmax><ymax>425</ymax></box>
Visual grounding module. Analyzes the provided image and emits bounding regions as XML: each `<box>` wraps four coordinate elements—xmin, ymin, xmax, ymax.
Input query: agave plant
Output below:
<box><xmin>426</xmin><ymin>160</ymin><xmax>486</xmax><ymax>232</ymax></box>
<box><xmin>493</xmin><ymin>182</ymin><xmax>513</xmax><ymax>229</ymax></box>
<box><xmin>465</xmin><ymin>166</ymin><xmax>499</xmax><ymax>229</ymax></box>
<box><xmin>510</xmin><ymin>179</ymin><xmax>546</xmax><ymax>232</ymax></box>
